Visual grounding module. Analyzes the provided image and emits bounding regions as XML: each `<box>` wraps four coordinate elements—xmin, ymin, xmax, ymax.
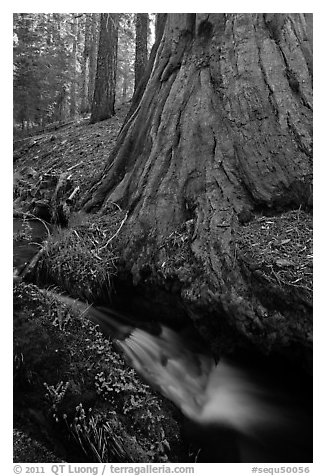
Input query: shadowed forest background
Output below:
<box><xmin>14</xmin><ymin>13</ymin><xmax>154</xmax><ymax>130</ymax></box>
<box><xmin>13</xmin><ymin>13</ymin><xmax>313</xmax><ymax>465</ymax></box>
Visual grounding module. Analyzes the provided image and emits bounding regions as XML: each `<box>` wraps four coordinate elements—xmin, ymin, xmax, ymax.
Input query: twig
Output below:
<box><xmin>13</xmin><ymin>211</ymin><xmax>51</xmax><ymax>237</ymax></box>
<box><xmin>288</xmin><ymin>282</ymin><xmax>313</xmax><ymax>293</ymax></box>
<box><xmin>90</xmin><ymin>250</ymin><xmax>102</xmax><ymax>261</ymax></box>
<box><xmin>44</xmin><ymin>164</ymin><xmax>56</xmax><ymax>174</ymax></box>
<box><xmin>108</xmin><ymin>201</ymin><xmax>122</xmax><ymax>212</ymax></box>
<box><xmin>29</xmin><ymin>241</ymin><xmax>44</xmax><ymax>248</ymax></box>
<box><xmin>98</xmin><ymin>212</ymin><xmax>128</xmax><ymax>251</ymax></box>
<box><xmin>67</xmin><ymin>161</ymin><xmax>83</xmax><ymax>172</ymax></box>
<box><xmin>73</xmin><ymin>229</ymin><xmax>81</xmax><ymax>240</ymax></box>
<box><xmin>270</xmin><ymin>267</ymin><xmax>284</xmax><ymax>287</ymax></box>
<box><xmin>67</xmin><ymin>186</ymin><xmax>80</xmax><ymax>203</ymax></box>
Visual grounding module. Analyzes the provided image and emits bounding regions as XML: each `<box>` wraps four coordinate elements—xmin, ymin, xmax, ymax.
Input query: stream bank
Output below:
<box><xmin>13</xmin><ymin>215</ymin><xmax>190</xmax><ymax>463</ymax></box>
<box><xmin>14</xmin><ymin>280</ymin><xmax>189</xmax><ymax>463</ymax></box>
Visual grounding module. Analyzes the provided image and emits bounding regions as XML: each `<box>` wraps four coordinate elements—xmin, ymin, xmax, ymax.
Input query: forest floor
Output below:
<box><xmin>14</xmin><ymin>102</ymin><xmax>131</xmax><ymax>209</ymax></box>
<box><xmin>13</xmin><ymin>103</ymin><xmax>313</xmax><ymax>463</ymax></box>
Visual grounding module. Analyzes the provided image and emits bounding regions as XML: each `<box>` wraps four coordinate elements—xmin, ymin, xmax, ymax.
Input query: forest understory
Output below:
<box><xmin>13</xmin><ymin>101</ymin><xmax>312</xmax><ymax>463</ymax></box>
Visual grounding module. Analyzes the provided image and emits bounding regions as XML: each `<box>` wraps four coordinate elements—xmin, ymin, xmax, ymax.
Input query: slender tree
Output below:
<box><xmin>84</xmin><ymin>14</ymin><xmax>313</xmax><ymax>358</ymax></box>
<box><xmin>116</xmin><ymin>13</ymin><xmax>135</xmax><ymax>103</ymax></box>
<box><xmin>80</xmin><ymin>14</ymin><xmax>91</xmax><ymax>114</ymax></box>
<box><xmin>90</xmin><ymin>13</ymin><xmax>118</xmax><ymax>123</ymax></box>
<box><xmin>122</xmin><ymin>13</ymin><xmax>167</xmax><ymax>126</ymax></box>
<box><xmin>54</xmin><ymin>85</ymin><xmax>69</xmax><ymax>122</ymax></box>
<box><xmin>88</xmin><ymin>14</ymin><xmax>99</xmax><ymax>111</ymax></box>
<box><xmin>70</xmin><ymin>14</ymin><xmax>78</xmax><ymax>118</ymax></box>
<box><xmin>121</xmin><ymin>59</ymin><xmax>131</xmax><ymax>102</ymax></box>
<box><xmin>134</xmin><ymin>13</ymin><xmax>149</xmax><ymax>91</ymax></box>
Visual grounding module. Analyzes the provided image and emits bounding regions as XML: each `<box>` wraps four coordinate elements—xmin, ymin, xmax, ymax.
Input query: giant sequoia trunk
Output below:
<box><xmin>84</xmin><ymin>14</ymin><xmax>313</xmax><ymax>363</ymax></box>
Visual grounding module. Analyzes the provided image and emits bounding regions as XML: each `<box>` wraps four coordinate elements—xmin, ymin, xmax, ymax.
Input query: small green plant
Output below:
<box><xmin>63</xmin><ymin>403</ymin><xmax>128</xmax><ymax>463</ymax></box>
<box><xmin>44</xmin><ymin>380</ymin><xmax>70</xmax><ymax>423</ymax></box>
<box><xmin>37</xmin><ymin>214</ymin><xmax>122</xmax><ymax>300</ymax></box>
<box><xmin>14</xmin><ymin>282</ymin><xmax>182</xmax><ymax>463</ymax></box>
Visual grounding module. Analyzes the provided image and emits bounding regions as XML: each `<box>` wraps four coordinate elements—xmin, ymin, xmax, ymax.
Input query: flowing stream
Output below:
<box><xmin>13</xmin><ymin>217</ymin><xmax>50</xmax><ymax>275</ymax></box>
<box><xmin>46</xmin><ymin>293</ymin><xmax>313</xmax><ymax>463</ymax></box>
<box><xmin>13</xmin><ymin>218</ymin><xmax>313</xmax><ymax>463</ymax></box>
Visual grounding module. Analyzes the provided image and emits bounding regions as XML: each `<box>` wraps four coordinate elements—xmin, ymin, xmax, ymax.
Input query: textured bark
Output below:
<box><xmin>70</xmin><ymin>15</ymin><xmax>78</xmax><ymax>118</ymax></box>
<box><xmin>88</xmin><ymin>13</ymin><xmax>99</xmax><ymax>108</ymax></box>
<box><xmin>121</xmin><ymin>70</ymin><xmax>128</xmax><ymax>101</ymax></box>
<box><xmin>54</xmin><ymin>86</ymin><xmax>68</xmax><ymax>122</ymax></box>
<box><xmin>84</xmin><ymin>14</ymin><xmax>313</xmax><ymax>360</ymax></box>
<box><xmin>134</xmin><ymin>13</ymin><xmax>149</xmax><ymax>91</ymax></box>
<box><xmin>155</xmin><ymin>13</ymin><xmax>167</xmax><ymax>44</ymax></box>
<box><xmin>90</xmin><ymin>14</ymin><xmax>118</xmax><ymax>123</ymax></box>
<box><xmin>80</xmin><ymin>14</ymin><xmax>91</xmax><ymax>114</ymax></box>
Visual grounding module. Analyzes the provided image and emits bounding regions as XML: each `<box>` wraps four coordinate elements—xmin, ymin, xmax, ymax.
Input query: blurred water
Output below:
<box><xmin>39</xmin><ymin>284</ymin><xmax>314</xmax><ymax>463</ymax></box>
<box><xmin>186</xmin><ymin>358</ymin><xmax>312</xmax><ymax>462</ymax></box>
<box><xmin>13</xmin><ymin>218</ymin><xmax>49</xmax><ymax>274</ymax></box>
<box><xmin>119</xmin><ymin>327</ymin><xmax>312</xmax><ymax>462</ymax></box>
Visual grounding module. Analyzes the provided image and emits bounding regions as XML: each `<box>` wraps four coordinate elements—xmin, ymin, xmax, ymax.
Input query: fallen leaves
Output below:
<box><xmin>236</xmin><ymin>209</ymin><xmax>312</xmax><ymax>296</ymax></box>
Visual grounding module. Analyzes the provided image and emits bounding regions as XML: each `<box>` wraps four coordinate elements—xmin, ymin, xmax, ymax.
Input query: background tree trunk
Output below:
<box><xmin>155</xmin><ymin>13</ymin><xmax>167</xmax><ymax>44</ymax></box>
<box><xmin>88</xmin><ymin>14</ymin><xmax>100</xmax><ymax>115</ymax></box>
<box><xmin>80</xmin><ymin>14</ymin><xmax>91</xmax><ymax>114</ymax></box>
<box><xmin>83</xmin><ymin>14</ymin><xmax>312</xmax><ymax>362</ymax></box>
<box><xmin>122</xmin><ymin>13</ymin><xmax>167</xmax><ymax>127</ymax></box>
<box><xmin>54</xmin><ymin>86</ymin><xmax>68</xmax><ymax>122</ymax></box>
<box><xmin>90</xmin><ymin>13</ymin><xmax>118</xmax><ymax>124</ymax></box>
<box><xmin>121</xmin><ymin>67</ymin><xmax>128</xmax><ymax>102</ymax></box>
<box><xmin>134</xmin><ymin>13</ymin><xmax>149</xmax><ymax>92</ymax></box>
<box><xmin>70</xmin><ymin>15</ymin><xmax>78</xmax><ymax>118</ymax></box>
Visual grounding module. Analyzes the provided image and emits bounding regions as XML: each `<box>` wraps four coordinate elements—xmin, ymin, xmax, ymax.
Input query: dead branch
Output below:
<box><xmin>17</xmin><ymin>245</ymin><xmax>46</xmax><ymax>280</ymax></box>
<box><xmin>13</xmin><ymin>211</ymin><xmax>51</xmax><ymax>237</ymax></box>
<box><xmin>67</xmin><ymin>162</ymin><xmax>83</xmax><ymax>172</ymax></box>
<box><xmin>67</xmin><ymin>186</ymin><xmax>80</xmax><ymax>203</ymax></box>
